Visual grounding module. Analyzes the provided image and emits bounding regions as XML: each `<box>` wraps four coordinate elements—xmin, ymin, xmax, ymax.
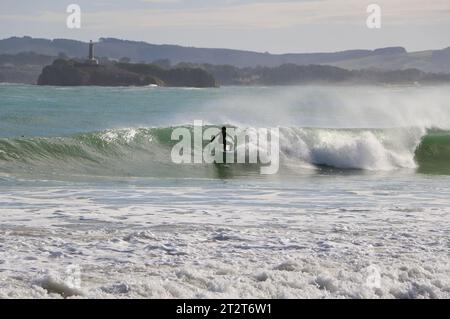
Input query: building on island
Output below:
<box><xmin>86</xmin><ymin>40</ymin><xmax>99</xmax><ymax>65</ymax></box>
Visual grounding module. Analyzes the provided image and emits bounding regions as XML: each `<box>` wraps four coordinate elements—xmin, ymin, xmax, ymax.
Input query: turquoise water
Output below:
<box><xmin>2</xmin><ymin>84</ymin><xmax>450</xmax><ymax>179</ymax></box>
<box><xmin>0</xmin><ymin>84</ymin><xmax>449</xmax><ymax>298</ymax></box>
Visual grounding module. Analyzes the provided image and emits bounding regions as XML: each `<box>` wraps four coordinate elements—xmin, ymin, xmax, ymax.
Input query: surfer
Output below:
<box><xmin>211</xmin><ymin>127</ymin><xmax>228</xmax><ymax>152</ymax></box>
<box><xmin>211</xmin><ymin>126</ymin><xmax>233</xmax><ymax>163</ymax></box>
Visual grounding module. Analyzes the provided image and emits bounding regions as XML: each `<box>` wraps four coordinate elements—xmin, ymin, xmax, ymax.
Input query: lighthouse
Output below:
<box><xmin>87</xmin><ymin>40</ymin><xmax>99</xmax><ymax>65</ymax></box>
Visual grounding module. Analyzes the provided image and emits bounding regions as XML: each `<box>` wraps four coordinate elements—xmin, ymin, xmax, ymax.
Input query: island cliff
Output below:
<box><xmin>37</xmin><ymin>59</ymin><xmax>217</xmax><ymax>88</ymax></box>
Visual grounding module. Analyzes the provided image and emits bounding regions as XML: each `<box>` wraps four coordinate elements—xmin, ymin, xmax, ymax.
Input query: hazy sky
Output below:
<box><xmin>0</xmin><ymin>0</ymin><xmax>449</xmax><ymax>53</ymax></box>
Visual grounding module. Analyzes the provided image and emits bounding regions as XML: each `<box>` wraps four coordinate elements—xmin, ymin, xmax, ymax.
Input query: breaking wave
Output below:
<box><xmin>1</xmin><ymin>125</ymin><xmax>450</xmax><ymax>178</ymax></box>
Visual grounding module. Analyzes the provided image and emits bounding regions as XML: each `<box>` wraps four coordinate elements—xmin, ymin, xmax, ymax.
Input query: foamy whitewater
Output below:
<box><xmin>0</xmin><ymin>84</ymin><xmax>449</xmax><ymax>298</ymax></box>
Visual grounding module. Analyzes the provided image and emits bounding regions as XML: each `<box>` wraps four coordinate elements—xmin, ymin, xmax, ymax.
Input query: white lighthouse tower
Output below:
<box><xmin>87</xmin><ymin>40</ymin><xmax>99</xmax><ymax>65</ymax></box>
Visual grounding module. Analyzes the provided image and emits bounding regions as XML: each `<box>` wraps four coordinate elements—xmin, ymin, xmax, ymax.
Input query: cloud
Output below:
<box><xmin>84</xmin><ymin>0</ymin><xmax>450</xmax><ymax>29</ymax></box>
<box><xmin>1</xmin><ymin>0</ymin><xmax>450</xmax><ymax>30</ymax></box>
<box><xmin>140</xmin><ymin>0</ymin><xmax>182</xmax><ymax>3</ymax></box>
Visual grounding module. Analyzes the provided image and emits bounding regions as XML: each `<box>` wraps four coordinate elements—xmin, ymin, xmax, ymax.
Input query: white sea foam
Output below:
<box><xmin>37</xmin><ymin>275</ymin><xmax>84</xmax><ymax>298</ymax></box>
<box><xmin>0</xmin><ymin>176</ymin><xmax>449</xmax><ymax>299</ymax></box>
<box><xmin>279</xmin><ymin>127</ymin><xmax>424</xmax><ymax>170</ymax></box>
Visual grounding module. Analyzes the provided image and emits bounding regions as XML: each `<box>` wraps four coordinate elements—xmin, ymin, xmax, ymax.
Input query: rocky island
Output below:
<box><xmin>37</xmin><ymin>59</ymin><xmax>217</xmax><ymax>87</ymax></box>
<box><xmin>37</xmin><ymin>40</ymin><xmax>216</xmax><ymax>88</ymax></box>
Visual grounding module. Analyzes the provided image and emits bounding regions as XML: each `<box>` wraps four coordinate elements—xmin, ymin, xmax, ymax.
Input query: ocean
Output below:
<box><xmin>0</xmin><ymin>83</ymin><xmax>449</xmax><ymax>298</ymax></box>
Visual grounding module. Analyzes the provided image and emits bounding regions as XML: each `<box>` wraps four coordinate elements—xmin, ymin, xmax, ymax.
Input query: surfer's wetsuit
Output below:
<box><xmin>211</xmin><ymin>127</ymin><xmax>229</xmax><ymax>150</ymax></box>
<box><xmin>211</xmin><ymin>127</ymin><xmax>232</xmax><ymax>163</ymax></box>
<box><xmin>221</xmin><ymin>127</ymin><xmax>227</xmax><ymax>152</ymax></box>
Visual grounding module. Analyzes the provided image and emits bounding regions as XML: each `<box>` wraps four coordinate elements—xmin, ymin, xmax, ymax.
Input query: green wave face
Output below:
<box><xmin>1</xmin><ymin>126</ymin><xmax>450</xmax><ymax>179</ymax></box>
<box><xmin>415</xmin><ymin>131</ymin><xmax>450</xmax><ymax>174</ymax></box>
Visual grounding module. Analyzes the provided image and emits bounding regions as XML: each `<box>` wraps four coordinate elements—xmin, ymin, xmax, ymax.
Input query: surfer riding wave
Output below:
<box><xmin>210</xmin><ymin>126</ymin><xmax>235</xmax><ymax>163</ymax></box>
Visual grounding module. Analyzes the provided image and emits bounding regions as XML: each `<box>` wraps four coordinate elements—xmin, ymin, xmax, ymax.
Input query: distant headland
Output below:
<box><xmin>1</xmin><ymin>37</ymin><xmax>450</xmax><ymax>86</ymax></box>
